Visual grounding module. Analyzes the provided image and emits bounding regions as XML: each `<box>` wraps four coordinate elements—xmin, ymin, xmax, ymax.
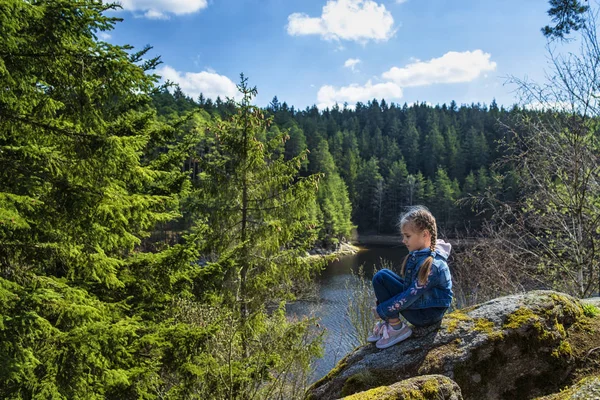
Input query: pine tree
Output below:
<box><xmin>401</xmin><ymin>113</ymin><xmax>421</xmax><ymax>174</ymax></box>
<box><xmin>384</xmin><ymin>159</ymin><xmax>409</xmax><ymax>230</ymax></box>
<box><xmin>477</xmin><ymin>166</ymin><xmax>490</xmax><ymax>192</ymax></box>
<box><xmin>310</xmin><ymin>140</ymin><xmax>354</xmax><ymax>245</ymax></box>
<box><xmin>422</xmin><ymin>114</ymin><xmax>445</xmax><ymax>178</ymax></box>
<box><xmin>463</xmin><ymin>171</ymin><xmax>478</xmax><ymax>195</ymax></box>
<box><xmin>434</xmin><ymin>167</ymin><xmax>458</xmax><ymax>227</ymax></box>
<box><xmin>338</xmin><ymin>130</ymin><xmax>361</xmax><ymax>207</ymax></box>
<box><xmin>185</xmin><ymin>76</ymin><xmax>325</xmax><ymax>397</ymax></box>
<box><xmin>355</xmin><ymin>157</ymin><xmax>383</xmax><ymax>230</ymax></box>
<box><xmin>0</xmin><ymin>1</ymin><xmax>197</xmax><ymax>397</ymax></box>
<box><xmin>444</xmin><ymin>125</ymin><xmax>463</xmax><ymax>180</ymax></box>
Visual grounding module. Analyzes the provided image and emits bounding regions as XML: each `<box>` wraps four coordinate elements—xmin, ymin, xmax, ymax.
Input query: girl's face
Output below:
<box><xmin>401</xmin><ymin>223</ymin><xmax>430</xmax><ymax>252</ymax></box>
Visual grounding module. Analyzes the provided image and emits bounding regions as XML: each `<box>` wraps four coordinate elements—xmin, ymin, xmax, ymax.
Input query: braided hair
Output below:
<box><xmin>397</xmin><ymin>205</ymin><xmax>438</xmax><ymax>285</ymax></box>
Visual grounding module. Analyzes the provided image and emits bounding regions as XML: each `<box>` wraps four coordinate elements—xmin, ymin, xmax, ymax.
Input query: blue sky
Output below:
<box><xmin>104</xmin><ymin>0</ymin><xmax>567</xmax><ymax>110</ymax></box>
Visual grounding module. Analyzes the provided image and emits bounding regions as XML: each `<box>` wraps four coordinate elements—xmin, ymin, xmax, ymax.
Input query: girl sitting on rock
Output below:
<box><xmin>369</xmin><ymin>205</ymin><xmax>453</xmax><ymax>349</ymax></box>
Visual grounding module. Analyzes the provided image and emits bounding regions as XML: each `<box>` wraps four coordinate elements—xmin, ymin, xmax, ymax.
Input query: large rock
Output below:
<box><xmin>341</xmin><ymin>375</ymin><xmax>462</xmax><ymax>400</ymax></box>
<box><xmin>306</xmin><ymin>290</ymin><xmax>600</xmax><ymax>400</ymax></box>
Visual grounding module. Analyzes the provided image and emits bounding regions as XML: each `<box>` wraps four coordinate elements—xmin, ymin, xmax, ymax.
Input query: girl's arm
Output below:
<box><xmin>376</xmin><ymin>265</ymin><xmax>438</xmax><ymax>319</ymax></box>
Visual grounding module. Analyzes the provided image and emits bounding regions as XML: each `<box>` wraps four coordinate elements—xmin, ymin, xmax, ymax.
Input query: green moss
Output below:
<box><xmin>443</xmin><ymin>309</ymin><xmax>473</xmax><ymax>333</ymax></box>
<box><xmin>572</xmin><ymin>314</ymin><xmax>597</xmax><ymax>334</ymax></box>
<box><xmin>550</xmin><ymin>293</ymin><xmax>583</xmax><ymax>321</ymax></box>
<box><xmin>551</xmin><ymin>340</ymin><xmax>573</xmax><ymax>359</ymax></box>
<box><xmin>503</xmin><ymin>307</ymin><xmax>541</xmax><ymax>330</ymax></box>
<box><xmin>341</xmin><ymin>371</ymin><xmax>381</xmax><ymax>397</ymax></box>
<box><xmin>502</xmin><ymin>306</ymin><xmax>556</xmax><ymax>342</ymax></box>
<box><xmin>342</xmin><ymin>377</ymin><xmax>454</xmax><ymax>400</ymax></box>
<box><xmin>555</xmin><ymin>320</ymin><xmax>566</xmax><ymax>338</ymax></box>
<box><xmin>446</xmin><ymin>319</ymin><xmax>459</xmax><ymax>333</ymax></box>
<box><xmin>342</xmin><ymin>375</ymin><xmax>453</xmax><ymax>400</ymax></box>
<box><xmin>342</xmin><ymin>386</ymin><xmax>393</xmax><ymax>400</ymax></box>
<box><xmin>474</xmin><ymin>318</ymin><xmax>494</xmax><ymax>333</ymax></box>
<box><xmin>474</xmin><ymin>318</ymin><xmax>504</xmax><ymax>341</ymax></box>
<box><xmin>401</xmin><ymin>388</ymin><xmax>426</xmax><ymax>399</ymax></box>
<box><xmin>421</xmin><ymin>378</ymin><xmax>439</xmax><ymax>396</ymax></box>
<box><xmin>395</xmin><ymin>386</ymin><xmax>433</xmax><ymax>400</ymax></box>
<box><xmin>418</xmin><ymin>342</ymin><xmax>461</xmax><ymax>374</ymax></box>
<box><xmin>535</xmin><ymin>375</ymin><xmax>600</xmax><ymax>399</ymax></box>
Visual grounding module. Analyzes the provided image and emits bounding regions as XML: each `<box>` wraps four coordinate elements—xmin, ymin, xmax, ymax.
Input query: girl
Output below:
<box><xmin>368</xmin><ymin>206</ymin><xmax>453</xmax><ymax>349</ymax></box>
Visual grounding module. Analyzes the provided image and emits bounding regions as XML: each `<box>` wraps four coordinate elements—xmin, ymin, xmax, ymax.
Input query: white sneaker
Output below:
<box><xmin>375</xmin><ymin>322</ymin><xmax>412</xmax><ymax>349</ymax></box>
<box><xmin>367</xmin><ymin>320</ymin><xmax>386</xmax><ymax>343</ymax></box>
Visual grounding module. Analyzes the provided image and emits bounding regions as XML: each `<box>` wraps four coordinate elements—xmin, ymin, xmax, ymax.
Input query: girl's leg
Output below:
<box><xmin>401</xmin><ymin>307</ymin><xmax>448</xmax><ymax>327</ymax></box>
<box><xmin>372</xmin><ymin>269</ymin><xmax>405</xmax><ymax>304</ymax></box>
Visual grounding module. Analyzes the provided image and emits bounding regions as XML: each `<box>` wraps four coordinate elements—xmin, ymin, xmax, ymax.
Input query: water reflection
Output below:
<box><xmin>286</xmin><ymin>244</ymin><xmax>409</xmax><ymax>382</ymax></box>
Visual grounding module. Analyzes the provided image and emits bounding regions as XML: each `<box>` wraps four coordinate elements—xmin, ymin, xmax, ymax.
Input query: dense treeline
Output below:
<box><xmin>153</xmin><ymin>88</ymin><xmax>523</xmax><ymax>236</ymax></box>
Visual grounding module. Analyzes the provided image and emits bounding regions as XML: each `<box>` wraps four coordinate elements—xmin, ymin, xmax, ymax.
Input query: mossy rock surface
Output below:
<box><xmin>306</xmin><ymin>290</ymin><xmax>600</xmax><ymax>400</ymax></box>
<box><xmin>341</xmin><ymin>374</ymin><xmax>462</xmax><ymax>400</ymax></box>
<box><xmin>535</xmin><ymin>374</ymin><xmax>600</xmax><ymax>399</ymax></box>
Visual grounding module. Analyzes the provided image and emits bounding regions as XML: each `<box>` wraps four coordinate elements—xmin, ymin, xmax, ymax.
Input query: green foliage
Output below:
<box><xmin>178</xmin><ymin>76</ymin><xmax>327</xmax><ymax>398</ymax></box>
<box><xmin>0</xmin><ymin>3</ymin><xmax>324</xmax><ymax>399</ymax></box>
<box><xmin>0</xmin><ymin>1</ymin><xmax>202</xmax><ymax>398</ymax></box>
<box><xmin>186</xmin><ymin>76</ymin><xmax>324</xmax><ymax>307</ymax></box>
<box><xmin>354</xmin><ymin>157</ymin><xmax>384</xmax><ymax>230</ymax></box>
<box><xmin>542</xmin><ymin>0</ymin><xmax>589</xmax><ymax>40</ymax></box>
<box><xmin>311</xmin><ymin>140</ymin><xmax>355</xmax><ymax>246</ymax></box>
<box><xmin>583</xmin><ymin>304</ymin><xmax>600</xmax><ymax>318</ymax></box>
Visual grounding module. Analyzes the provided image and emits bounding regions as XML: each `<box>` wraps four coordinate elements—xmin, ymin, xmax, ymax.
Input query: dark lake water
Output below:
<box><xmin>285</xmin><ymin>244</ymin><xmax>409</xmax><ymax>382</ymax></box>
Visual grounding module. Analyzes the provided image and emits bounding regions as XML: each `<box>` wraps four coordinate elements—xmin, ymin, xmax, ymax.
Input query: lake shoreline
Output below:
<box><xmin>353</xmin><ymin>234</ymin><xmax>478</xmax><ymax>247</ymax></box>
<box><xmin>307</xmin><ymin>241</ymin><xmax>361</xmax><ymax>258</ymax></box>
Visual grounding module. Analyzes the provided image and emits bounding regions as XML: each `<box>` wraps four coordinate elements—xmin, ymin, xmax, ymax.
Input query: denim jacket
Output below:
<box><xmin>377</xmin><ymin>240</ymin><xmax>453</xmax><ymax>319</ymax></box>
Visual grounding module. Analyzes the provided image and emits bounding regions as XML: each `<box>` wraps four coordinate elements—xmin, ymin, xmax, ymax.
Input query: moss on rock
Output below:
<box><xmin>342</xmin><ymin>375</ymin><xmax>463</xmax><ymax>400</ymax></box>
<box><xmin>535</xmin><ymin>375</ymin><xmax>600</xmax><ymax>399</ymax></box>
<box><xmin>341</xmin><ymin>371</ymin><xmax>383</xmax><ymax>397</ymax></box>
<box><xmin>308</xmin><ymin>353</ymin><xmax>351</xmax><ymax>391</ymax></box>
<box><xmin>443</xmin><ymin>310</ymin><xmax>472</xmax><ymax>334</ymax></box>
<box><xmin>552</xmin><ymin>340</ymin><xmax>573</xmax><ymax>359</ymax></box>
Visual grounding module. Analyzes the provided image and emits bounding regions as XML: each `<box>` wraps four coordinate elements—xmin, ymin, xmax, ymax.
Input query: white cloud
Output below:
<box><xmin>317</xmin><ymin>80</ymin><xmax>402</xmax><ymax>109</ymax></box>
<box><xmin>287</xmin><ymin>0</ymin><xmax>396</xmax><ymax>43</ymax></box>
<box><xmin>344</xmin><ymin>58</ymin><xmax>361</xmax><ymax>72</ymax></box>
<box><xmin>118</xmin><ymin>0</ymin><xmax>208</xmax><ymax>19</ymax></box>
<box><xmin>98</xmin><ymin>32</ymin><xmax>112</xmax><ymax>40</ymax></box>
<box><xmin>382</xmin><ymin>50</ymin><xmax>497</xmax><ymax>87</ymax></box>
<box><xmin>158</xmin><ymin>65</ymin><xmax>238</xmax><ymax>100</ymax></box>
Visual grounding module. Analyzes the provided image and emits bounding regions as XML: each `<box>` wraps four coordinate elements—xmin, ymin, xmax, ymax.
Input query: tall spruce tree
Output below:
<box><xmin>0</xmin><ymin>1</ymin><xmax>198</xmax><ymax>398</ymax></box>
<box><xmin>310</xmin><ymin>140</ymin><xmax>354</xmax><ymax>246</ymax></box>
<box><xmin>184</xmin><ymin>76</ymin><xmax>325</xmax><ymax>398</ymax></box>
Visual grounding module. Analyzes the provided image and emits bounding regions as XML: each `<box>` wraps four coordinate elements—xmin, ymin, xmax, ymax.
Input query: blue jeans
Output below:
<box><xmin>372</xmin><ymin>269</ymin><xmax>447</xmax><ymax>327</ymax></box>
